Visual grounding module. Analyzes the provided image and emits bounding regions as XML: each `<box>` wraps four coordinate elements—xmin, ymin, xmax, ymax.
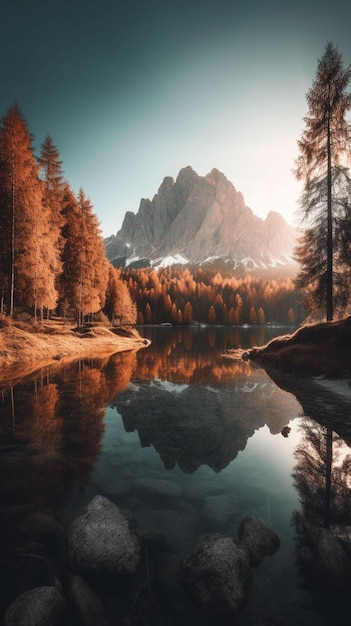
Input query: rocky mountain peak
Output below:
<box><xmin>104</xmin><ymin>167</ymin><xmax>297</xmax><ymax>270</ymax></box>
<box><xmin>265</xmin><ymin>210</ymin><xmax>288</xmax><ymax>226</ymax></box>
<box><xmin>205</xmin><ymin>167</ymin><xmax>229</xmax><ymax>188</ymax></box>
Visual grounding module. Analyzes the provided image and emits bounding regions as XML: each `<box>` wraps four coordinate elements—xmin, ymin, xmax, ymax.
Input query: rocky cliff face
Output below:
<box><xmin>105</xmin><ymin>166</ymin><xmax>296</xmax><ymax>269</ymax></box>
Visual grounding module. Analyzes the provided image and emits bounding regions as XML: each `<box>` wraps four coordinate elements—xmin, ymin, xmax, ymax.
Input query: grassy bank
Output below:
<box><xmin>246</xmin><ymin>316</ymin><xmax>351</xmax><ymax>378</ymax></box>
<box><xmin>0</xmin><ymin>318</ymin><xmax>149</xmax><ymax>384</ymax></box>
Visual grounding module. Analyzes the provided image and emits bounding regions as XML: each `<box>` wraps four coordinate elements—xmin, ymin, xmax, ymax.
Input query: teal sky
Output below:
<box><xmin>2</xmin><ymin>0</ymin><xmax>351</xmax><ymax>236</ymax></box>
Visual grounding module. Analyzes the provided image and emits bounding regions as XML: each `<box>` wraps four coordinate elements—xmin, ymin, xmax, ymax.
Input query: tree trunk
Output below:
<box><xmin>10</xmin><ymin>151</ymin><xmax>15</xmax><ymax>317</ymax></box>
<box><xmin>324</xmin><ymin>427</ymin><xmax>333</xmax><ymax>530</ymax></box>
<box><xmin>326</xmin><ymin>119</ymin><xmax>333</xmax><ymax>321</ymax></box>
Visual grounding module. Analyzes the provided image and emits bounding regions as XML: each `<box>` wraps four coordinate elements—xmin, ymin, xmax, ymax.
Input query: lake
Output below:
<box><xmin>1</xmin><ymin>325</ymin><xmax>351</xmax><ymax>625</ymax></box>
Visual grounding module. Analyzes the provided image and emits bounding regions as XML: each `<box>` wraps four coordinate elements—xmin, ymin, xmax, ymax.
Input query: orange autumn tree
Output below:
<box><xmin>104</xmin><ymin>265</ymin><xmax>136</xmax><ymax>325</ymax></box>
<box><xmin>77</xmin><ymin>189</ymin><xmax>109</xmax><ymax>317</ymax></box>
<box><xmin>60</xmin><ymin>187</ymin><xmax>109</xmax><ymax>324</ymax></box>
<box><xmin>0</xmin><ymin>104</ymin><xmax>59</xmax><ymax>318</ymax></box>
<box><xmin>39</xmin><ymin>135</ymin><xmax>66</xmax><ymax>244</ymax></box>
<box><xmin>37</xmin><ymin>135</ymin><xmax>66</xmax><ymax>317</ymax></box>
<box><xmin>38</xmin><ymin>135</ymin><xmax>66</xmax><ymax>234</ymax></box>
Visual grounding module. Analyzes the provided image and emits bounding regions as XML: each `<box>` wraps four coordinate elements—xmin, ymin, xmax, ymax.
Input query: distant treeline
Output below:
<box><xmin>122</xmin><ymin>266</ymin><xmax>305</xmax><ymax>325</ymax></box>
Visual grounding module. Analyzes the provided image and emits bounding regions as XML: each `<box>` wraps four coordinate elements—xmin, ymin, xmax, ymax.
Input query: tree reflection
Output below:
<box><xmin>264</xmin><ymin>368</ymin><xmax>351</xmax><ymax>528</ymax></box>
<box><xmin>0</xmin><ymin>351</ymin><xmax>137</xmax><ymax>528</ymax></box>
<box><xmin>0</xmin><ymin>349</ymin><xmax>142</xmax><ymax>618</ymax></box>
<box><xmin>133</xmin><ymin>327</ymin><xmax>255</xmax><ymax>385</ymax></box>
<box><xmin>262</xmin><ymin>368</ymin><xmax>351</xmax><ymax>619</ymax></box>
<box><xmin>292</xmin><ymin>420</ymin><xmax>351</xmax><ymax>531</ymax></box>
<box><xmin>291</xmin><ymin>417</ymin><xmax>351</xmax><ymax>624</ymax></box>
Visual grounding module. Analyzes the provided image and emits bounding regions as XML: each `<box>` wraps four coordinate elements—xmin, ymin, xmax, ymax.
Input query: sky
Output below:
<box><xmin>2</xmin><ymin>0</ymin><xmax>351</xmax><ymax>237</ymax></box>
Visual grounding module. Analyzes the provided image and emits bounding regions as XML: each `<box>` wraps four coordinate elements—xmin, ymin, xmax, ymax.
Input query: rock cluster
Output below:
<box><xmin>3</xmin><ymin>496</ymin><xmax>142</xmax><ymax>626</ymax></box>
<box><xmin>3</xmin><ymin>496</ymin><xmax>282</xmax><ymax>625</ymax></box>
<box><xmin>182</xmin><ymin>516</ymin><xmax>280</xmax><ymax>618</ymax></box>
<box><xmin>4</xmin><ymin>495</ymin><xmax>351</xmax><ymax>625</ymax></box>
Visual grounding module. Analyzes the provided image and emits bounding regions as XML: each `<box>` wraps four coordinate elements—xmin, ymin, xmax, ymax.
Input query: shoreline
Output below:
<box><xmin>223</xmin><ymin>316</ymin><xmax>351</xmax><ymax>382</ymax></box>
<box><xmin>247</xmin><ymin>316</ymin><xmax>351</xmax><ymax>379</ymax></box>
<box><xmin>0</xmin><ymin>323</ymin><xmax>150</xmax><ymax>385</ymax></box>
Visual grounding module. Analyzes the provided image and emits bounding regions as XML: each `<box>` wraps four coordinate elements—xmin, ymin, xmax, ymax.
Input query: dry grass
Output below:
<box><xmin>0</xmin><ymin>320</ymin><xmax>149</xmax><ymax>384</ymax></box>
<box><xmin>247</xmin><ymin>316</ymin><xmax>351</xmax><ymax>378</ymax></box>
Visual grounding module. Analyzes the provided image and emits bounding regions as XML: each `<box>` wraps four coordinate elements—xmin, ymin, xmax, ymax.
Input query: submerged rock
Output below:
<box><xmin>306</xmin><ymin>526</ymin><xmax>351</xmax><ymax>590</ymax></box>
<box><xmin>182</xmin><ymin>534</ymin><xmax>251</xmax><ymax>617</ymax></box>
<box><xmin>4</xmin><ymin>585</ymin><xmax>66</xmax><ymax>626</ymax></box>
<box><xmin>237</xmin><ymin>515</ymin><xmax>281</xmax><ymax>565</ymax></box>
<box><xmin>68</xmin><ymin>495</ymin><xmax>141</xmax><ymax>577</ymax></box>
<box><xmin>68</xmin><ymin>574</ymin><xmax>105</xmax><ymax>626</ymax></box>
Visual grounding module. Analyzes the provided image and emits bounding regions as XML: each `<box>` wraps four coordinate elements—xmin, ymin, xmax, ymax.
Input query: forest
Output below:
<box><xmin>0</xmin><ymin>103</ymin><xmax>305</xmax><ymax>328</ymax></box>
<box><xmin>0</xmin><ymin>104</ymin><xmax>136</xmax><ymax>326</ymax></box>
<box><xmin>122</xmin><ymin>266</ymin><xmax>303</xmax><ymax>325</ymax></box>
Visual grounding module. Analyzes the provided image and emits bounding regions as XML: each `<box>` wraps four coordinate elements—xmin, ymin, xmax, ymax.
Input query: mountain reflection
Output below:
<box><xmin>113</xmin><ymin>378</ymin><xmax>297</xmax><ymax>473</ymax></box>
<box><xmin>0</xmin><ymin>326</ymin><xmax>299</xmax><ymax>510</ymax></box>
<box><xmin>111</xmin><ymin>327</ymin><xmax>301</xmax><ymax>473</ymax></box>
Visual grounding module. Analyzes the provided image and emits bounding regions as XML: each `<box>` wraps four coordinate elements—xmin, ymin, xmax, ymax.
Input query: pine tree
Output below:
<box><xmin>39</xmin><ymin>135</ymin><xmax>66</xmax><ymax>233</ymax></box>
<box><xmin>0</xmin><ymin>104</ymin><xmax>57</xmax><ymax>317</ymax></box>
<box><xmin>77</xmin><ymin>189</ymin><xmax>109</xmax><ymax>318</ymax></box>
<box><xmin>37</xmin><ymin>136</ymin><xmax>67</xmax><ymax>318</ymax></box>
<box><xmin>183</xmin><ymin>301</ymin><xmax>193</xmax><ymax>324</ymax></box>
<box><xmin>104</xmin><ymin>266</ymin><xmax>136</xmax><ymax>325</ymax></box>
<box><xmin>294</xmin><ymin>42</ymin><xmax>351</xmax><ymax>320</ymax></box>
<box><xmin>61</xmin><ymin>187</ymin><xmax>108</xmax><ymax>324</ymax></box>
<box><xmin>208</xmin><ymin>305</ymin><xmax>216</xmax><ymax>324</ymax></box>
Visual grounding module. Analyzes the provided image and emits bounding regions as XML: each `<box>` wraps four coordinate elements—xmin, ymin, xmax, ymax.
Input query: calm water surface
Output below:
<box><xmin>1</xmin><ymin>325</ymin><xmax>351</xmax><ymax>625</ymax></box>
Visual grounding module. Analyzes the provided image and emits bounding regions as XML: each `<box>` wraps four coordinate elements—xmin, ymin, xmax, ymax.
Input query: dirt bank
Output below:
<box><xmin>244</xmin><ymin>316</ymin><xmax>351</xmax><ymax>379</ymax></box>
<box><xmin>0</xmin><ymin>321</ymin><xmax>150</xmax><ymax>384</ymax></box>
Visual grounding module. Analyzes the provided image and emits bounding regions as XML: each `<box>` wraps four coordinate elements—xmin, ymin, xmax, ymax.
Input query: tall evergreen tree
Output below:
<box><xmin>39</xmin><ymin>135</ymin><xmax>66</xmax><ymax>231</ymax></box>
<box><xmin>0</xmin><ymin>104</ymin><xmax>57</xmax><ymax>317</ymax></box>
<box><xmin>294</xmin><ymin>42</ymin><xmax>351</xmax><ymax>320</ymax></box>
<box><xmin>76</xmin><ymin>189</ymin><xmax>109</xmax><ymax>319</ymax></box>
<box><xmin>104</xmin><ymin>266</ymin><xmax>136</xmax><ymax>325</ymax></box>
<box><xmin>61</xmin><ymin>187</ymin><xmax>108</xmax><ymax>324</ymax></box>
<box><xmin>59</xmin><ymin>185</ymin><xmax>80</xmax><ymax>318</ymax></box>
<box><xmin>38</xmin><ymin>136</ymin><xmax>66</xmax><ymax>316</ymax></box>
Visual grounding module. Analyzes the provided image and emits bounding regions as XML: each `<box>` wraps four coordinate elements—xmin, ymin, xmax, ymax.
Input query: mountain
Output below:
<box><xmin>105</xmin><ymin>166</ymin><xmax>297</xmax><ymax>270</ymax></box>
